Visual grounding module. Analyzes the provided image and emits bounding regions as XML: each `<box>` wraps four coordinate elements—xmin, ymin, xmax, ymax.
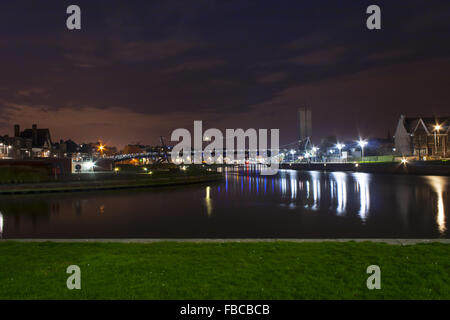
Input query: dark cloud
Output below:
<box><xmin>289</xmin><ymin>46</ymin><xmax>349</xmax><ymax>66</ymax></box>
<box><xmin>0</xmin><ymin>0</ymin><xmax>449</xmax><ymax>147</ymax></box>
<box><xmin>163</xmin><ymin>59</ymin><xmax>226</xmax><ymax>73</ymax></box>
<box><xmin>258</xmin><ymin>72</ymin><xmax>289</xmax><ymax>83</ymax></box>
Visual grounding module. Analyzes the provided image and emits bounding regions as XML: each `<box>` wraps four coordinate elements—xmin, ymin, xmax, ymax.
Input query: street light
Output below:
<box><xmin>290</xmin><ymin>149</ymin><xmax>296</xmax><ymax>162</ymax></box>
<box><xmin>336</xmin><ymin>143</ymin><xmax>345</xmax><ymax>161</ymax></box>
<box><xmin>311</xmin><ymin>146</ymin><xmax>319</xmax><ymax>162</ymax></box>
<box><xmin>358</xmin><ymin>139</ymin><xmax>368</xmax><ymax>162</ymax></box>
<box><xmin>434</xmin><ymin>124</ymin><xmax>441</xmax><ymax>156</ymax></box>
<box><xmin>84</xmin><ymin>161</ymin><xmax>95</xmax><ymax>171</ymax></box>
<box><xmin>97</xmin><ymin>144</ymin><xmax>106</xmax><ymax>157</ymax></box>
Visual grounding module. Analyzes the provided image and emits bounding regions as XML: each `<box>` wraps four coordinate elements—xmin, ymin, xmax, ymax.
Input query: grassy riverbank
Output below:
<box><xmin>0</xmin><ymin>241</ymin><xmax>448</xmax><ymax>299</ymax></box>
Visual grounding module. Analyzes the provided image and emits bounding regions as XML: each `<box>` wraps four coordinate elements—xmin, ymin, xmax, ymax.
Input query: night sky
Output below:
<box><xmin>1</xmin><ymin>0</ymin><xmax>449</xmax><ymax>148</ymax></box>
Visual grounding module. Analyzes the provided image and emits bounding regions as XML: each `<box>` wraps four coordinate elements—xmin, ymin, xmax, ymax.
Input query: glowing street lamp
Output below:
<box><xmin>84</xmin><ymin>161</ymin><xmax>95</xmax><ymax>171</ymax></box>
<box><xmin>97</xmin><ymin>144</ymin><xmax>106</xmax><ymax>156</ymax></box>
<box><xmin>311</xmin><ymin>147</ymin><xmax>319</xmax><ymax>162</ymax></box>
<box><xmin>336</xmin><ymin>143</ymin><xmax>345</xmax><ymax>161</ymax></box>
<box><xmin>434</xmin><ymin>124</ymin><xmax>442</xmax><ymax>156</ymax></box>
<box><xmin>290</xmin><ymin>149</ymin><xmax>296</xmax><ymax>162</ymax></box>
<box><xmin>358</xmin><ymin>139</ymin><xmax>368</xmax><ymax>162</ymax></box>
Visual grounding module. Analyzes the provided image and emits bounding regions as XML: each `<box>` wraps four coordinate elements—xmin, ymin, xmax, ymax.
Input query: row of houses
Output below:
<box><xmin>300</xmin><ymin>115</ymin><xmax>449</xmax><ymax>160</ymax></box>
<box><xmin>0</xmin><ymin>124</ymin><xmax>111</xmax><ymax>160</ymax></box>
<box><xmin>0</xmin><ymin>124</ymin><xmax>52</xmax><ymax>159</ymax></box>
<box><xmin>394</xmin><ymin>115</ymin><xmax>449</xmax><ymax>159</ymax></box>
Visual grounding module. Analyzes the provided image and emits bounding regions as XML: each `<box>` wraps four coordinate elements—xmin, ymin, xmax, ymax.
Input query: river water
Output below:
<box><xmin>0</xmin><ymin>167</ymin><xmax>448</xmax><ymax>238</ymax></box>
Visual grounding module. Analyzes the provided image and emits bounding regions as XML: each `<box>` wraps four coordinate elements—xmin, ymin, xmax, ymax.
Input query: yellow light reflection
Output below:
<box><xmin>205</xmin><ymin>186</ymin><xmax>213</xmax><ymax>217</ymax></box>
<box><xmin>425</xmin><ymin>176</ymin><xmax>447</xmax><ymax>234</ymax></box>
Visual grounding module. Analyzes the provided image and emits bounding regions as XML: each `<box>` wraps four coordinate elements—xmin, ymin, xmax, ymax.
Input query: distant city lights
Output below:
<box><xmin>336</xmin><ymin>143</ymin><xmax>345</xmax><ymax>150</ymax></box>
<box><xmin>97</xmin><ymin>144</ymin><xmax>106</xmax><ymax>152</ymax></box>
<box><xmin>358</xmin><ymin>139</ymin><xmax>368</xmax><ymax>161</ymax></box>
<box><xmin>357</xmin><ymin>139</ymin><xmax>368</xmax><ymax>148</ymax></box>
<box><xmin>84</xmin><ymin>161</ymin><xmax>95</xmax><ymax>170</ymax></box>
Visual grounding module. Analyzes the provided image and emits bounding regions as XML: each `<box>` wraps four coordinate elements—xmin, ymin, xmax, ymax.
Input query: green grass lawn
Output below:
<box><xmin>0</xmin><ymin>241</ymin><xmax>448</xmax><ymax>300</ymax></box>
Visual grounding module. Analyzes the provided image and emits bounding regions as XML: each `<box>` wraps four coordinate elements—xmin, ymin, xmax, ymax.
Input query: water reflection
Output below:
<box><xmin>205</xmin><ymin>170</ymin><xmax>445</xmax><ymax>234</ymax></box>
<box><xmin>226</xmin><ymin>169</ymin><xmax>373</xmax><ymax>215</ymax></box>
<box><xmin>354</xmin><ymin>173</ymin><xmax>371</xmax><ymax>222</ymax></box>
<box><xmin>426</xmin><ymin>176</ymin><xmax>447</xmax><ymax>234</ymax></box>
<box><xmin>290</xmin><ymin>172</ymin><xmax>297</xmax><ymax>200</ymax></box>
<box><xmin>305</xmin><ymin>180</ymin><xmax>310</xmax><ymax>202</ymax></box>
<box><xmin>226</xmin><ymin>168</ymin><xmax>376</xmax><ymax>220</ymax></box>
<box><xmin>310</xmin><ymin>171</ymin><xmax>321</xmax><ymax>210</ymax></box>
<box><xmin>205</xmin><ymin>186</ymin><xmax>213</xmax><ymax>216</ymax></box>
<box><xmin>225</xmin><ymin>167</ymin><xmax>229</xmax><ymax>192</ymax></box>
<box><xmin>280</xmin><ymin>176</ymin><xmax>287</xmax><ymax>197</ymax></box>
<box><xmin>396</xmin><ymin>181</ymin><xmax>412</xmax><ymax>222</ymax></box>
<box><xmin>0</xmin><ymin>211</ymin><xmax>3</xmax><ymax>239</ymax></box>
<box><xmin>331</xmin><ymin>172</ymin><xmax>347</xmax><ymax>215</ymax></box>
<box><xmin>0</xmin><ymin>167</ymin><xmax>448</xmax><ymax>238</ymax></box>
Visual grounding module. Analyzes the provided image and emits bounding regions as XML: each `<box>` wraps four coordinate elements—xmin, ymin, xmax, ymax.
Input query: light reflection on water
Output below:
<box><xmin>225</xmin><ymin>169</ymin><xmax>370</xmax><ymax>218</ymax></box>
<box><xmin>426</xmin><ymin>176</ymin><xmax>447</xmax><ymax>234</ymax></box>
<box><xmin>331</xmin><ymin>172</ymin><xmax>347</xmax><ymax>215</ymax></box>
<box><xmin>0</xmin><ymin>167</ymin><xmax>448</xmax><ymax>238</ymax></box>
<box><xmin>0</xmin><ymin>211</ymin><xmax>3</xmax><ymax>239</ymax></box>
<box><xmin>205</xmin><ymin>186</ymin><xmax>213</xmax><ymax>217</ymax></box>
<box><xmin>354</xmin><ymin>173</ymin><xmax>370</xmax><ymax>222</ymax></box>
<box><xmin>310</xmin><ymin>171</ymin><xmax>321</xmax><ymax>210</ymax></box>
<box><xmin>218</xmin><ymin>167</ymin><xmax>447</xmax><ymax>236</ymax></box>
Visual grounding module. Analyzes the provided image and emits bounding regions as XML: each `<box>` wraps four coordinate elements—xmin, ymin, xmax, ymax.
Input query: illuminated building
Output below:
<box><xmin>394</xmin><ymin>115</ymin><xmax>449</xmax><ymax>158</ymax></box>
